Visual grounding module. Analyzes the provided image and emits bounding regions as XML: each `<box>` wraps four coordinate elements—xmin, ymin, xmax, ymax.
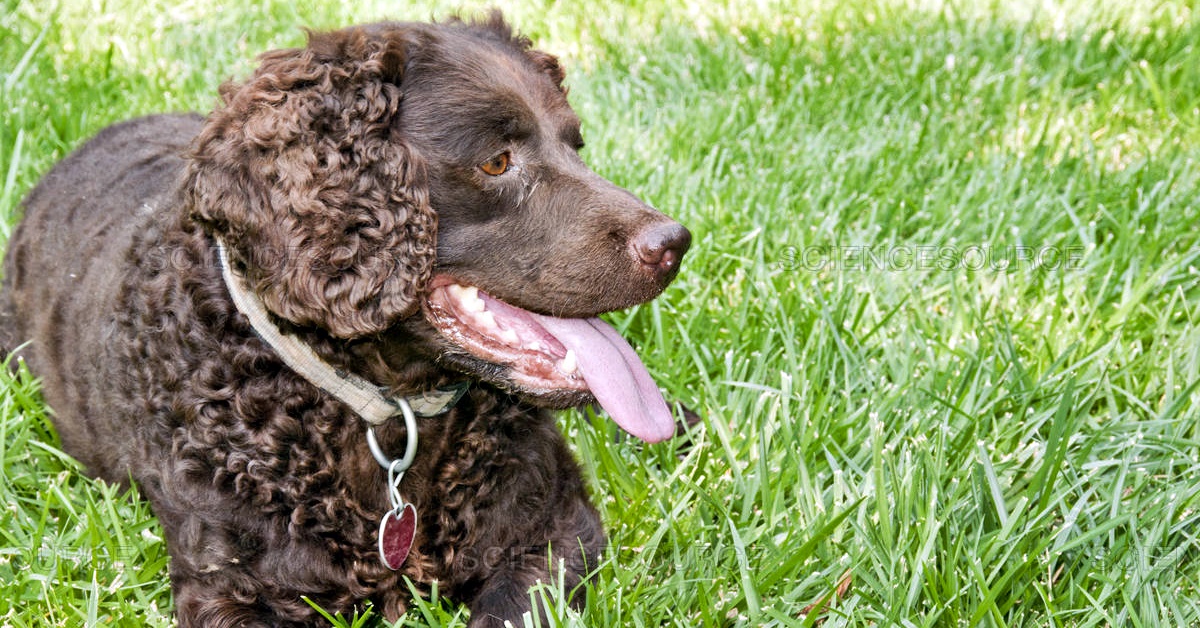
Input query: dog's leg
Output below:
<box><xmin>157</xmin><ymin>505</ymin><xmax>319</xmax><ymax>628</ymax></box>
<box><xmin>464</xmin><ymin>506</ymin><xmax>605</xmax><ymax>628</ymax></box>
<box><xmin>171</xmin><ymin>566</ymin><xmax>327</xmax><ymax>628</ymax></box>
<box><xmin>456</xmin><ymin>454</ymin><xmax>606</xmax><ymax>627</ymax></box>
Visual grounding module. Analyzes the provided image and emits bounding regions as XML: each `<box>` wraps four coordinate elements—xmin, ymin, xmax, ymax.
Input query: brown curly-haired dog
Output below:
<box><xmin>0</xmin><ymin>14</ymin><xmax>690</xmax><ymax>628</ymax></box>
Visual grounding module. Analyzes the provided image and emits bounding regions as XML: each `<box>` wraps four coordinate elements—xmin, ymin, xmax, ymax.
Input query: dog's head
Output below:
<box><xmin>188</xmin><ymin>14</ymin><xmax>690</xmax><ymax>441</ymax></box>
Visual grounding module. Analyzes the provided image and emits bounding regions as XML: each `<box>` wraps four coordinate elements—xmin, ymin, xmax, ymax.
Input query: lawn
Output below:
<box><xmin>2</xmin><ymin>0</ymin><xmax>1199</xmax><ymax>625</ymax></box>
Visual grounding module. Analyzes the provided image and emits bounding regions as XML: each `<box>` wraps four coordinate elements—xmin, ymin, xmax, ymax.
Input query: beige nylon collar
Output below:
<box><xmin>214</xmin><ymin>239</ymin><xmax>467</xmax><ymax>427</ymax></box>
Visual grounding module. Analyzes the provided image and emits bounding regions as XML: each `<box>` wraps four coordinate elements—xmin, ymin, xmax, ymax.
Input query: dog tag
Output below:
<box><xmin>378</xmin><ymin>503</ymin><xmax>417</xmax><ymax>570</ymax></box>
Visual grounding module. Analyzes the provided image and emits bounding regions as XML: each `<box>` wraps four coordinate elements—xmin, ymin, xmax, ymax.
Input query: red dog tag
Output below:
<box><xmin>378</xmin><ymin>503</ymin><xmax>417</xmax><ymax>570</ymax></box>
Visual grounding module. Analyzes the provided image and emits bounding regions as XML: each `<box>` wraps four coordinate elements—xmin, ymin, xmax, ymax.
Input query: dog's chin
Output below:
<box><xmin>434</xmin><ymin>351</ymin><xmax>597</xmax><ymax>409</ymax></box>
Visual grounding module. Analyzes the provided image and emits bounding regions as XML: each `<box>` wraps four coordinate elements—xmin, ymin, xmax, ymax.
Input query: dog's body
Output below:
<box><xmin>1</xmin><ymin>16</ymin><xmax>688</xmax><ymax>627</ymax></box>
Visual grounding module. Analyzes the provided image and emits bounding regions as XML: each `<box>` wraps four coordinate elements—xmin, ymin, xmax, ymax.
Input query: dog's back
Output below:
<box><xmin>0</xmin><ymin>114</ymin><xmax>202</xmax><ymax>472</ymax></box>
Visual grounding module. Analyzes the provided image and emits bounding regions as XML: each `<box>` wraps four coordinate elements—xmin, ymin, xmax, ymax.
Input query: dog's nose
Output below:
<box><xmin>632</xmin><ymin>222</ymin><xmax>691</xmax><ymax>281</ymax></box>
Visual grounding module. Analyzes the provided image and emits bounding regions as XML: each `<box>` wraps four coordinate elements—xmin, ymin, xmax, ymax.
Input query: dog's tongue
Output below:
<box><xmin>534</xmin><ymin>315</ymin><xmax>676</xmax><ymax>443</ymax></box>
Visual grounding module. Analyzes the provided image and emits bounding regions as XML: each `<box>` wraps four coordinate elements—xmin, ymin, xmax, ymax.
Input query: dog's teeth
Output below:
<box><xmin>526</xmin><ymin>341</ymin><xmax>543</xmax><ymax>352</ymax></box>
<box><xmin>475</xmin><ymin>310</ymin><xmax>497</xmax><ymax>330</ymax></box>
<box><xmin>559</xmin><ymin>349</ymin><xmax>578</xmax><ymax>374</ymax></box>
<box><xmin>498</xmin><ymin>327</ymin><xmax>519</xmax><ymax>345</ymax></box>
<box><xmin>449</xmin><ymin>283</ymin><xmax>487</xmax><ymax>313</ymax></box>
<box><xmin>463</xmin><ymin>290</ymin><xmax>486</xmax><ymax>313</ymax></box>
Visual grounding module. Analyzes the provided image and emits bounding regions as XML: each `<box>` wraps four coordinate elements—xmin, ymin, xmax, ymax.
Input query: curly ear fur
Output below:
<box><xmin>187</xmin><ymin>25</ymin><xmax>435</xmax><ymax>339</ymax></box>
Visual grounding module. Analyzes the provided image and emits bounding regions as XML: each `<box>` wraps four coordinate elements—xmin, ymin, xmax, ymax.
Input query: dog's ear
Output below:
<box><xmin>187</xmin><ymin>25</ymin><xmax>435</xmax><ymax>339</ymax></box>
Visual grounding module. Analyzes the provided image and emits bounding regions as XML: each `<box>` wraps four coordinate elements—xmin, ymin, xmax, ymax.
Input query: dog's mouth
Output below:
<box><xmin>422</xmin><ymin>275</ymin><xmax>675</xmax><ymax>442</ymax></box>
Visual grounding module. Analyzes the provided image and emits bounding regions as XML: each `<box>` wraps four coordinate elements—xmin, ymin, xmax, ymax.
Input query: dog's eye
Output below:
<box><xmin>480</xmin><ymin>152</ymin><xmax>511</xmax><ymax>176</ymax></box>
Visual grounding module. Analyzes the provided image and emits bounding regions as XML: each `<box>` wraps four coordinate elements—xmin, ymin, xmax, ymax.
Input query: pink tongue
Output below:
<box><xmin>533</xmin><ymin>315</ymin><xmax>676</xmax><ymax>443</ymax></box>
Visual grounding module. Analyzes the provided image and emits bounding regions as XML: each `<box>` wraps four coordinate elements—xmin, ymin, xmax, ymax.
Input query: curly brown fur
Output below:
<box><xmin>0</xmin><ymin>14</ymin><xmax>688</xmax><ymax>628</ymax></box>
<box><xmin>189</xmin><ymin>25</ymin><xmax>435</xmax><ymax>339</ymax></box>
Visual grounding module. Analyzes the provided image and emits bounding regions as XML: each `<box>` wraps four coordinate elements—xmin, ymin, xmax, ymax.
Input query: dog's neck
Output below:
<box><xmin>213</xmin><ymin>237</ymin><xmax>468</xmax><ymax>429</ymax></box>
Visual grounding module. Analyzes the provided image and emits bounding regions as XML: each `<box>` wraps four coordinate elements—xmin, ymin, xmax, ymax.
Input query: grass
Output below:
<box><xmin>3</xmin><ymin>0</ymin><xmax>1200</xmax><ymax>625</ymax></box>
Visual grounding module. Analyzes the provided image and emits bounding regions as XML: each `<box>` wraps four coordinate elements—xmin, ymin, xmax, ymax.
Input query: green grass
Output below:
<box><xmin>3</xmin><ymin>0</ymin><xmax>1200</xmax><ymax>625</ymax></box>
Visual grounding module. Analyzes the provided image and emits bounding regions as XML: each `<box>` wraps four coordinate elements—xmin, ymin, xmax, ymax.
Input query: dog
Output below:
<box><xmin>0</xmin><ymin>14</ymin><xmax>690</xmax><ymax>627</ymax></box>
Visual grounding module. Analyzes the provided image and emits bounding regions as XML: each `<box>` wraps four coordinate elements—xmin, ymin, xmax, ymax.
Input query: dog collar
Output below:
<box><xmin>214</xmin><ymin>238</ymin><xmax>468</xmax><ymax>465</ymax></box>
<box><xmin>217</xmin><ymin>238</ymin><xmax>463</xmax><ymax>569</ymax></box>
